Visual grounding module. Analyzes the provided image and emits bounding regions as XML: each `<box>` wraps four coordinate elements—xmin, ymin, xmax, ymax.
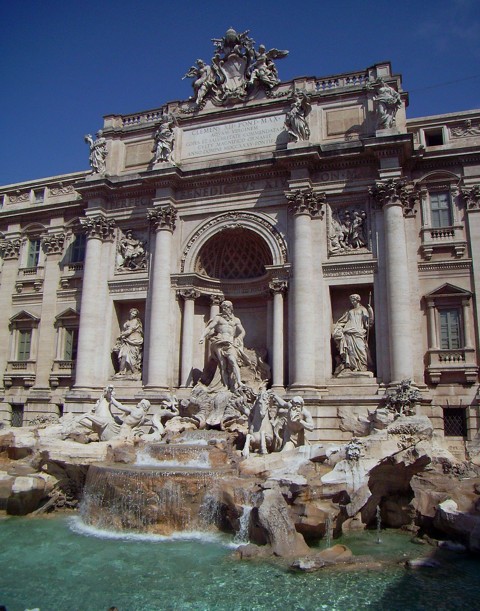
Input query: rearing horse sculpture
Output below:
<box><xmin>242</xmin><ymin>390</ymin><xmax>274</xmax><ymax>458</ymax></box>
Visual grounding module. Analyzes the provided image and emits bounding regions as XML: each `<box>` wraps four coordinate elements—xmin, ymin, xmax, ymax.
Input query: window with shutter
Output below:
<box><xmin>439</xmin><ymin>308</ymin><xmax>461</xmax><ymax>350</ymax></box>
<box><xmin>26</xmin><ymin>239</ymin><xmax>41</xmax><ymax>268</ymax></box>
<box><xmin>430</xmin><ymin>192</ymin><xmax>452</xmax><ymax>228</ymax></box>
<box><xmin>17</xmin><ymin>330</ymin><xmax>32</xmax><ymax>361</ymax></box>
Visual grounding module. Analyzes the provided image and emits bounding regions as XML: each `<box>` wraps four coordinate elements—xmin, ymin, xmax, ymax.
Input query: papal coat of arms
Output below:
<box><xmin>182</xmin><ymin>28</ymin><xmax>289</xmax><ymax>109</ymax></box>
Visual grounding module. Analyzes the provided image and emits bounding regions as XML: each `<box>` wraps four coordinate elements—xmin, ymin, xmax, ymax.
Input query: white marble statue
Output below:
<box><xmin>272</xmin><ymin>394</ymin><xmax>314</xmax><ymax>451</ymax></box>
<box><xmin>112</xmin><ymin>308</ymin><xmax>144</xmax><ymax>378</ymax></box>
<box><xmin>333</xmin><ymin>294</ymin><xmax>374</xmax><ymax>376</ymax></box>
<box><xmin>285</xmin><ymin>92</ymin><xmax>311</xmax><ymax>142</ymax></box>
<box><xmin>366</xmin><ymin>78</ymin><xmax>402</xmax><ymax>129</ymax></box>
<box><xmin>152</xmin><ymin>113</ymin><xmax>176</xmax><ymax>164</ymax></box>
<box><xmin>84</xmin><ymin>131</ymin><xmax>107</xmax><ymax>174</ymax></box>
<box><xmin>242</xmin><ymin>390</ymin><xmax>274</xmax><ymax>457</ymax></box>
<box><xmin>199</xmin><ymin>300</ymin><xmax>249</xmax><ymax>391</ymax></box>
<box><xmin>183</xmin><ymin>59</ymin><xmax>216</xmax><ymax>106</ymax></box>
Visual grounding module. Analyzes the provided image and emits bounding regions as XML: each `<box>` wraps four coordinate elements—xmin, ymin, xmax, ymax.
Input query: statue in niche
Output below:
<box><xmin>117</xmin><ymin>230</ymin><xmax>146</xmax><ymax>271</ymax></box>
<box><xmin>329</xmin><ymin>207</ymin><xmax>368</xmax><ymax>254</ymax></box>
<box><xmin>365</xmin><ymin>78</ymin><xmax>402</xmax><ymax>129</ymax></box>
<box><xmin>152</xmin><ymin>113</ymin><xmax>176</xmax><ymax>164</ymax></box>
<box><xmin>333</xmin><ymin>294</ymin><xmax>374</xmax><ymax>377</ymax></box>
<box><xmin>112</xmin><ymin>308</ymin><xmax>144</xmax><ymax>379</ymax></box>
<box><xmin>284</xmin><ymin>91</ymin><xmax>311</xmax><ymax>142</ymax></box>
<box><xmin>183</xmin><ymin>59</ymin><xmax>216</xmax><ymax>106</ymax></box>
<box><xmin>199</xmin><ymin>300</ymin><xmax>249</xmax><ymax>392</ymax></box>
<box><xmin>84</xmin><ymin>131</ymin><xmax>107</xmax><ymax>174</ymax></box>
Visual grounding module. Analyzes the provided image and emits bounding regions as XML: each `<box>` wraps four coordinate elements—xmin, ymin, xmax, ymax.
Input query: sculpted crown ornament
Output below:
<box><xmin>461</xmin><ymin>184</ymin><xmax>480</xmax><ymax>210</ymax></box>
<box><xmin>181</xmin><ymin>28</ymin><xmax>288</xmax><ymax>110</ymax></box>
<box><xmin>80</xmin><ymin>215</ymin><xmax>116</xmax><ymax>240</ymax></box>
<box><xmin>147</xmin><ymin>205</ymin><xmax>178</xmax><ymax>232</ymax></box>
<box><xmin>369</xmin><ymin>178</ymin><xmax>418</xmax><ymax>217</ymax></box>
<box><xmin>286</xmin><ymin>187</ymin><xmax>326</xmax><ymax>218</ymax></box>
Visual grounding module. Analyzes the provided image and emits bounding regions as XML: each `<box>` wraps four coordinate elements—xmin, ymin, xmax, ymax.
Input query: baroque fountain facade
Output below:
<box><xmin>1</xmin><ymin>28</ymin><xmax>480</xmax><ymax>565</ymax></box>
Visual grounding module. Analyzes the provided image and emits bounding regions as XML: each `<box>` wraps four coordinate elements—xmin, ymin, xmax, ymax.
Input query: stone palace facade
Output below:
<box><xmin>1</xmin><ymin>30</ymin><xmax>479</xmax><ymax>454</ymax></box>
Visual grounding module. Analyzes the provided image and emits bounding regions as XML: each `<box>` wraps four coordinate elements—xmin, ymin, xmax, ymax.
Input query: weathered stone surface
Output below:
<box><xmin>257</xmin><ymin>483</ymin><xmax>310</xmax><ymax>558</ymax></box>
<box><xmin>7</xmin><ymin>475</ymin><xmax>46</xmax><ymax>515</ymax></box>
<box><xmin>433</xmin><ymin>498</ymin><xmax>480</xmax><ymax>552</ymax></box>
<box><xmin>317</xmin><ymin>544</ymin><xmax>353</xmax><ymax>562</ymax></box>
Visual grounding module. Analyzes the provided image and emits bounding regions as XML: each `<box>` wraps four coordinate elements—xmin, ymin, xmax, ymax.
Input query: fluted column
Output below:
<box><xmin>145</xmin><ymin>205</ymin><xmax>177</xmax><ymax>389</ymax></box>
<box><xmin>370</xmin><ymin>179</ymin><xmax>417</xmax><ymax>382</ymax></box>
<box><xmin>286</xmin><ymin>187</ymin><xmax>325</xmax><ymax>390</ymax></box>
<box><xmin>75</xmin><ymin>215</ymin><xmax>115</xmax><ymax>388</ymax></box>
<box><xmin>179</xmin><ymin>289</ymin><xmax>200</xmax><ymax>387</ymax></box>
<box><xmin>269</xmin><ymin>279</ymin><xmax>288</xmax><ymax>389</ymax></box>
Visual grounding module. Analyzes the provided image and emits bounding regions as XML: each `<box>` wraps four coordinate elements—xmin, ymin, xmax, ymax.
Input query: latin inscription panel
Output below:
<box><xmin>181</xmin><ymin>114</ymin><xmax>285</xmax><ymax>160</ymax></box>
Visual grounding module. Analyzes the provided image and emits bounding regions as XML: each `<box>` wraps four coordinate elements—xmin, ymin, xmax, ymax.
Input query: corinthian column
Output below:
<box><xmin>179</xmin><ymin>289</ymin><xmax>200</xmax><ymax>387</ymax></box>
<box><xmin>370</xmin><ymin>179</ymin><xmax>417</xmax><ymax>383</ymax></box>
<box><xmin>286</xmin><ymin>187</ymin><xmax>325</xmax><ymax>390</ymax></box>
<box><xmin>269</xmin><ymin>279</ymin><xmax>288</xmax><ymax>390</ymax></box>
<box><xmin>145</xmin><ymin>205</ymin><xmax>177</xmax><ymax>389</ymax></box>
<box><xmin>75</xmin><ymin>215</ymin><xmax>115</xmax><ymax>388</ymax></box>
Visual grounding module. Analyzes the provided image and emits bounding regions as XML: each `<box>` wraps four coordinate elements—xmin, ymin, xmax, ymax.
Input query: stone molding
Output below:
<box><xmin>42</xmin><ymin>233</ymin><xmax>65</xmax><ymax>256</ymax></box>
<box><xmin>80</xmin><ymin>215</ymin><xmax>116</xmax><ymax>240</ymax></box>
<box><xmin>147</xmin><ymin>205</ymin><xmax>177</xmax><ymax>232</ymax></box>
<box><xmin>369</xmin><ymin>178</ymin><xmax>419</xmax><ymax>217</ymax></box>
<box><xmin>269</xmin><ymin>279</ymin><xmax>288</xmax><ymax>294</ymax></box>
<box><xmin>286</xmin><ymin>187</ymin><xmax>326</xmax><ymax>218</ymax></box>
<box><xmin>0</xmin><ymin>238</ymin><xmax>21</xmax><ymax>260</ymax></box>
<box><xmin>461</xmin><ymin>185</ymin><xmax>480</xmax><ymax>211</ymax></box>
<box><xmin>210</xmin><ymin>294</ymin><xmax>224</xmax><ymax>306</ymax></box>
<box><xmin>322</xmin><ymin>260</ymin><xmax>378</xmax><ymax>277</ymax></box>
<box><xmin>108</xmin><ymin>279</ymin><xmax>149</xmax><ymax>294</ymax></box>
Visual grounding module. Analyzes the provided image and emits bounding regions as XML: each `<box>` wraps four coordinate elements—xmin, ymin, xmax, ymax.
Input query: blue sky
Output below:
<box><xmin>1</xmin><ymin>0</ymin><xmax>479</xmax><ymax>185</ymax></box>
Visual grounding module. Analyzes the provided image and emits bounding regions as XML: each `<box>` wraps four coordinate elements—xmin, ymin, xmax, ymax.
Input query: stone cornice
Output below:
<box><xmin>322</xmin><ymin>260</ymin><xmax>377</xmax><ymax>277</ymax></box>
<box><xmin>286</xmin><ymin>187</ymin><xmax>326</xmax><ymax>218</ymax></box>
<box><xmin>147</xmin><ymin>204</ymin><xmax>178</xmax><ymax>232</ymax></box>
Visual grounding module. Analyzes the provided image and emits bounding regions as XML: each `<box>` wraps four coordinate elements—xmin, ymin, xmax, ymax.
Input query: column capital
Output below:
<box><xmin>42</xmin><ymin>233</ymin><xmax>65</xmax><ymax>256</ymax></box>
<box><xmin>269</xmin><ymin>279</ymin><xmax>288</xmax><ymax>294</ymax></box>
<box><xmin>461</xmin><ymin>184</ymin><xmax>480</xmax><ymax>211</ymax></box>
<box><xmin>369</xmin><ymin>178</ymin><xmax>418</xmax><ymax>217</ymax></box>
<box><xmin>178</xmin><ymin>288</ymin><xmax>200</xmax><ymax>301</ymax></box>
<box><xmin>286</xmin><ymin>187</ymin><xmax>326</xmax><ymax>218</ymax></box>
<box><xmin>0</xmin><ymin>237</ymin><xmax>21</xmax><ymax>260</ymax></box>
<box><xmin>210</xmin><ymin>294</ymin><xmax>224</xmax><ymax>306</ymax></box>
<box><xmin>80</xmin><ymin>214</ymin><xmax>116</xmax><ymax>240</ymax></box>
<box><xmin>147</xmin><ymin>204</ymin><xmax>177</xmax><ymax>232</ymax></box>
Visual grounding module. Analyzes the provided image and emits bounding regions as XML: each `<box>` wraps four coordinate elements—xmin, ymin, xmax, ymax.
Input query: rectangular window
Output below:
<box><xmin>34</xmin><ymin>189</ymin><xmax>44</xmax><ymax>203</ymax></box>
<box><xmin>439</xmin><ymin>308</ymin><xmax>462</xmax><ymax>350</ymax></box>
<box><xmin>443</xmin><ymin>408</ymin><xmax>467</xmax><ymax>437</ymax></box>
<box><xmin>424</xmin><ymin>128</ymin><xmax>444</xmax><ymax>146</ymax></box>
<box><xmin>71</xmin><ymin>234</ymin><xmax>86</xmax><ymax>263</ymax></box>
<box><xmin>64</xmin><ymin>328</ymin><xmax>77</xmax><ymax>361</ymax></box>
<box><xmin>17</xmin><ymin>329</ymin><xmax>32</xmax><ymax>361</ymax></box>
<box><xmin>26</xmin><ymin>239</ymin><xmax>41</xmax><ymax>268</ymax></box>
<box><xmin>11</xmin><ymin>404</ymin><xmax>24</xmax><ymax>427</ymax></box>
<box><xmin>430</xmin><ymin>192</ymin><xmax>452</xmax><ymax>228</ymax></box>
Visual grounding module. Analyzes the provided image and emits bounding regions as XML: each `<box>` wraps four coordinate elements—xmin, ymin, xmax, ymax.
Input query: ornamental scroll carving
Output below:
<box><xmin>8</xmin><ymin>192</ymin><xmax>30</xmax><ymax>204</ymax></box>
<box><xmin>461</xmin><ymin>185</ymin><xmax>480</xmax><ymax>210</ymax></box>
<box><xmin>147</xmin><ymin>205</ymin><xmax>178</xmax><ymax>232</ymax></box>
<box><xmin>80</xmin><ymin>215</ymin><xmax>116</xmax><ymax>240</ymax></box>
<box><xmin>0</xmin><ymin>238</ymin><xmax>21</xmax><ymax>260</ymax></box>
<box><xmin>42</xmin><ymin>233</ymin><xmax>65</xmax><ymax>256</ymax></box>
<box><xmin>286</xmin><ymin>187</ymin><xmax>326</xmax><ymax>218</ymax></box>
<box><xmin>180</xmin><ymin>211</ymin><xmax>288</xmax><ymax>273</ymax></box>
<box><xmin>369</xmin><ymin>178</ymin><xmax>419</xmax><ymax>217</ymax></box>
<box><xmin>451</xmin><ymin>120</ymin><xmax>480</xmax><ymax>139</ymax></box>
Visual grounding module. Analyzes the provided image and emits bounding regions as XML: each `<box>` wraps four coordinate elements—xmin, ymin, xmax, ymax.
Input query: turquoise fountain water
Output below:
<box><xmin>1</xmin><ymin>515</ymin><xmax>480</xmax><ymax>610</ymax></box>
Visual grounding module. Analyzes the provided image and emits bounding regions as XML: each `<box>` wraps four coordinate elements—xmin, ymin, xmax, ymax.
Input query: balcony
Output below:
<box><xmin>420</xmin><ymin>224</ymin><xmax>466</xmax><ymax>260</ymax></box>
<box><xmin>4</xmin><ymin>360</ymin><xmax>36</xmax><ymax>388</ymax></box>
<box><xmin>15</xmin><ymin>266</ymin><xmax>44</xmax><ymax>293</ymax></box>
<box><xmin>426</xmin><ymin>348</ymin><xmax>478</xmax><ymax>385</ymax></box>
<box><xmin>49</xmin><ymin>360</ymin><xmax>75</xmax><ymax>388</ymax></box>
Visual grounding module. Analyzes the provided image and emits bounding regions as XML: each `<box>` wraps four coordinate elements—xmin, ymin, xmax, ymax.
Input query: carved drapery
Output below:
<box><xmin>147</xmin><ymin>205</ymin><xmax>177</xmax><ymax>232</ymax></box>
<box><xmin>80</xmin><ymin>215</ymin><xmax>116</xmax><ymax>240</ymax></box>
<box><xmin>42</xmin><ymin>233</ymin><xmax>65</xmax><ymax>256</ymax></box>
<box><xmin>286</xmin><ymin>187</ymin><xmax>326</xmax><ymax>218</ymax></box>
<box><xmin>461</xmin><ymin>185</ymin><xmax>480</xmax><ymax>210</ymax></box>
<box><xmin>369</xmin><ymin>178</ymin><xmax>419</xmax><ymax>217</ymax></box>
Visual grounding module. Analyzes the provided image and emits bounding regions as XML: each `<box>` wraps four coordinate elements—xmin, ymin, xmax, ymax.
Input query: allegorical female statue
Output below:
<box><xmin>332</xmin><ymin>294</ymin><xmax>374</xmax><ymax>376</ymax></box>
<box><xmin>112</xmin><ymin>308</ymin><xmax>144</xmax><ymax>378</ymax></box>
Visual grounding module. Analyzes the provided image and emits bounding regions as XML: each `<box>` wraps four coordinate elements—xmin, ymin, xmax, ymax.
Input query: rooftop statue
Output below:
<box><xmin>285</xmin><ymin>91</ymin><xmax>311</xmax><ymax>142</ymax></box>
<box><xmin>182</xmin><ymin>28</ymin><xmax>288</xmax><ymax>109</ymax></box>
<box><xmin>84</xmin><ymin>130</ymin><xmax>107</xmax><ymax>174</ymax></box>
<box><xmin>151</xmin><ymin>112</ymin><xmax>176</xmax><ymax>165</ymax></box>
<box><xmin>365</xmin><ymin>77</ymin><xmax>402</xmax><ymax>129</ymax></box>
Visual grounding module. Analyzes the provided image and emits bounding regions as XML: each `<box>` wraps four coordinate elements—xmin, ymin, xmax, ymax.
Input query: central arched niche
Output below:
<box><xmin>195</xmin><ymin>227</ymin><xmax>273</xmax><ymax>280</ymax></box>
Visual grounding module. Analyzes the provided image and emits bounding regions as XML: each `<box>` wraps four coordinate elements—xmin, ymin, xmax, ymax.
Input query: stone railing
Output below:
<box><xmin>122</xmin><ymin>110</ymin><xmax>164</xmax><ymax>127</ymax></box>
<box><xmin>315</xmin><ymin>71</ymin><xmax>369</xmax><ymax>92</ymax></box>
<box><xmin>4</xmin><ymin>360</ymin><xmax>36</xmax><ymax>388</ymax></box>
<box><xmin>18</xmin><ymin>266</ymin><xmax>45</xmax><ymax>279</ymax></box>
<box><xmin>427</xmin><ymin>347</ymin><xmax>478</xmax><ymax>384</ymax></box>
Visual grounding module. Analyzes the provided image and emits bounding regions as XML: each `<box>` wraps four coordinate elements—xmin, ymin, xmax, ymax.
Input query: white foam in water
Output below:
<box><xmin>134</xmin><ymin>448</ymin><xmax>211</xmax><ymax>468</ymax></box>
<box><xmin>68</xmin><ymin>516</ymin><xmax>233</xmax><ymax>546</ymax></box>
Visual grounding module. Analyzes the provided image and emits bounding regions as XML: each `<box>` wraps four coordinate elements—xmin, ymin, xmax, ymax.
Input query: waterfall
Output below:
<box><xmin>376</xmin><ymin>505</ymin><xmax>382</xmax><ymax>544</ymax></box>
<box><xmin>325</xmin><ymin>514</ymin><xmax>333</xmax><ymax>548</ymax></box>
<box><xmin>233</xmin><ymin>505</ymin><xmax>252</xmax><ymax>545</ymax></box>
